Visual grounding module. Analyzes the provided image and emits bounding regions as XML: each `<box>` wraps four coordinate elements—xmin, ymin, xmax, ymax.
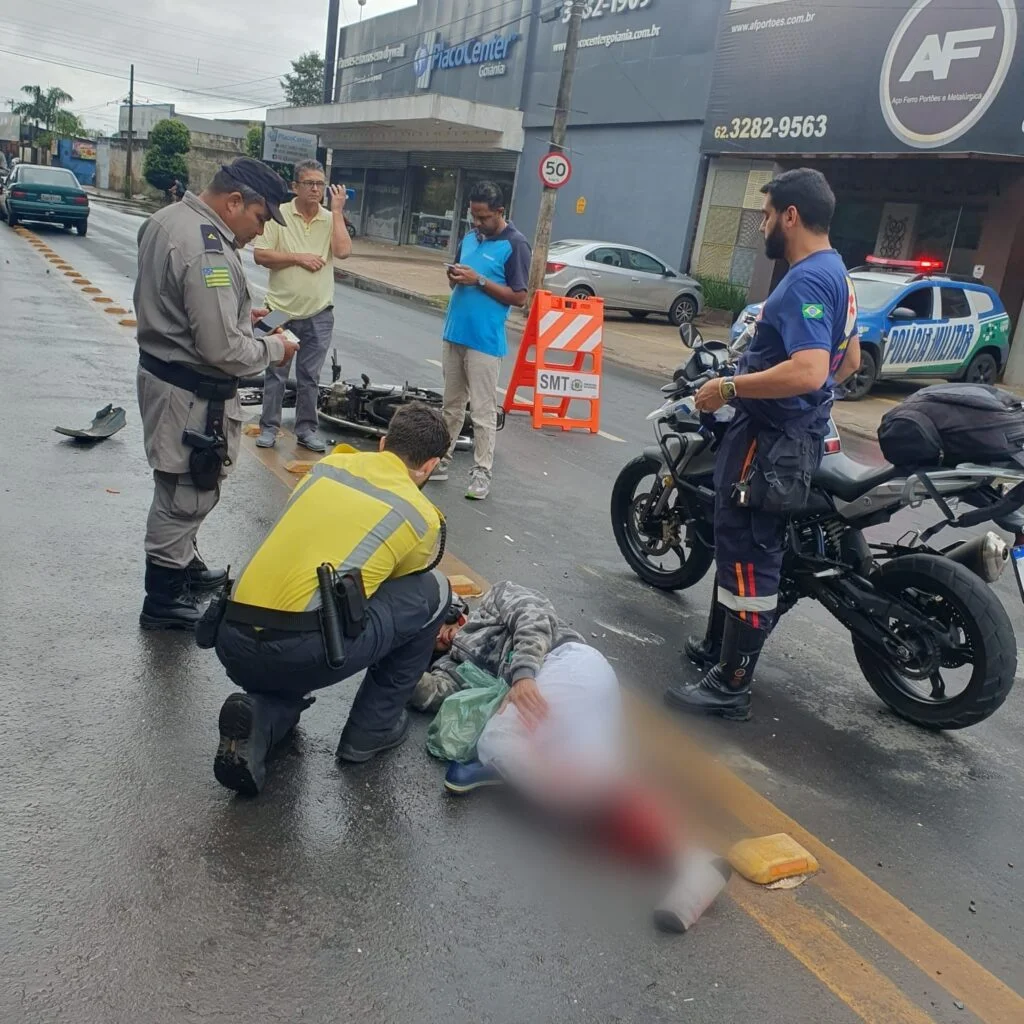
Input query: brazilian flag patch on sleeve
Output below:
<box><xmin>801</xmin><ymin>303</ymin><xmax>824</xmax><ymax>320</ymax></box>
<box><xmin>203</xmin><ymin>266</ymin><xmax>232</xmax><ymax>289</ymax></box>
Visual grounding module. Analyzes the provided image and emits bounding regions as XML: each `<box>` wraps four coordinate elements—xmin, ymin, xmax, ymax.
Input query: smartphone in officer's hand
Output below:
<box><xmin>254</xmin><ymin>309</ymin><xmax>291</xmax><ymax>336</ymax></box>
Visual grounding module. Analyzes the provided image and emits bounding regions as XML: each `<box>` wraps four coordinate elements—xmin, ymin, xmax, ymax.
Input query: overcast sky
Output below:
<box><xmin>0</xmin><ymin>0</ymin><xmax>416</xmax><ymax>133</ymax></box>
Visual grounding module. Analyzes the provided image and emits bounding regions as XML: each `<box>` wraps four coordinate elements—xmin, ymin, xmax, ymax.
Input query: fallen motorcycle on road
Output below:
<box><xmin>611</xmin><ymin>326</ymin><xmax>1023</xmax><ymax>730</ymax></box>
<box><xmin>238</xmin><ymin>350</ymin><xmax>504</xmax><ymax>452</ymax></box>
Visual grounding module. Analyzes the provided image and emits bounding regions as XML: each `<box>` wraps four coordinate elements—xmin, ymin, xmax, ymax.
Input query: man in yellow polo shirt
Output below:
<box><xmin>253</xmin><ymin>159</ymin><xmax>353</xmax><ymax>453</ymax></box>
<box><xmin>211</xmin><ymin>403</ymin><xmax>453</xmax><ymax>797</ymax></box>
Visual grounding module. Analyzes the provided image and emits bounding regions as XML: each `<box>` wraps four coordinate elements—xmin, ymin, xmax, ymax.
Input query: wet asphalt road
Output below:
<box><xmin>1</xmin><ymin>204</ymin><xmax>1022</xmax><ymax>1024</ymax></box>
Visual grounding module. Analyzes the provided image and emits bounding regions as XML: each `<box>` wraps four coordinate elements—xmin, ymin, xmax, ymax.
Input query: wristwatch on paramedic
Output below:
<box><xmin>476</xmin><ymin>275</ymin><xmax>487</xmax><ymax>289</ymax></box>
<box><xmin>719</xmin><ymin>378</ymin><xmax>737</xmax><ymax>402</ymax></box>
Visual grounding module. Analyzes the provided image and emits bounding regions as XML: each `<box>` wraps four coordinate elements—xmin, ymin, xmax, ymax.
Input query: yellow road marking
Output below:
<box><xmin>628</xmin><ymin>695</ymin><xmax>1024</xmax><ymax>1024</ymax></box>
<box><xmin>733</xmin><ymin>884</ymin><xmax>936</xmax><ymax>1024</ymax></box>
<box><xmin>240</xmin><ymin>426</ymin><xmax>1024</xmax><ymax>1024</ymax></box>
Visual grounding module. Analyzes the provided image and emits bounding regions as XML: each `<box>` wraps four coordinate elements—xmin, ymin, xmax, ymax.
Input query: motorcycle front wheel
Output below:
<box><xmin>853</xmin><ymin>554</ymin><xmax>1017</xmax><ymax>729</ymax></box>
<box><xmin>610</xmin><ymin>455</ymin><xmax>714</xmax><ymax>591</ymax></box>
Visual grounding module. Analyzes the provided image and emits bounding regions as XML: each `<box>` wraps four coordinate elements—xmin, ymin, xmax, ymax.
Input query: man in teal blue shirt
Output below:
<box><xmin>434</xmin><ymin>181</ymin><xmax>530</xmax><ymax>501</ymax></box>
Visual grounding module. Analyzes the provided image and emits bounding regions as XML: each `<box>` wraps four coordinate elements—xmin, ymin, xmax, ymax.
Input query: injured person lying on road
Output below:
<box><xmin>411</xmin><ymin>581</ymin><xmax>732</xmax><ymax>933</ymax></box>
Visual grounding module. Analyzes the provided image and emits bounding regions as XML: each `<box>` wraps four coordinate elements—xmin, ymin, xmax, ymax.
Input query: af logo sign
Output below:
<box><xmin>880</xmin><ymin>0</ymin><xmax>1017</xmax><ymax>149</ymax></box>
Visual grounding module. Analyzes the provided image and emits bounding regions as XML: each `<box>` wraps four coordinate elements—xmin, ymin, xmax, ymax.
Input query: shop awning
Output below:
<box><xmin>267</xmin><ymin>95</ymin><xmax>524</xmax><ymax>154</ymax></box>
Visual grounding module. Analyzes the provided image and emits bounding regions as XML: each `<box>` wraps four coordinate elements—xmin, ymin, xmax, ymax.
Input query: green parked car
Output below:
<box><xmin>0</xmin><ymin>163</ymin><xmax>90</xmax><ymax>236</ymax></box>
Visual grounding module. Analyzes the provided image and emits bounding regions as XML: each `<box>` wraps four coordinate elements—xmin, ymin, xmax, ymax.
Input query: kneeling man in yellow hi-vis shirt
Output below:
<box><xmin>209</xmin><ymin>403</ymin><xmax>453</xmax><ymax>796</ymax></box>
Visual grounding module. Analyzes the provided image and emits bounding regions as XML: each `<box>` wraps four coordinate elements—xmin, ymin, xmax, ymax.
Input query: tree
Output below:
<box><xmin>54</xmin><ymin>110</ymin><xmax>85</xmax><ymax>138</ymax></box>
<box><xmin>245</xmin><ymin>124</ymin><xmax>262</xmax><ymax>159</ymax></box>
<box><xmin>13</xmin><ymin>85</ymin><xmax>74</xmax><ymax>132</ymax></box>
<box><xmin>281</xmin><ymin>52</ymin><xmax>325</xmax><ymax>107</ymax></box>
<box><xmin>143</xmin><ymin>118</ymin><xmax>191</xmax><ymax>194</ymax></box>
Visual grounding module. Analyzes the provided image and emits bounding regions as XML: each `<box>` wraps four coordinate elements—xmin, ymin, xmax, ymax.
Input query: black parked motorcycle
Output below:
<box><xmin>610</xmin><ymin>327</ymin><xmax>1019</xmax><ymax>729</ymax></box>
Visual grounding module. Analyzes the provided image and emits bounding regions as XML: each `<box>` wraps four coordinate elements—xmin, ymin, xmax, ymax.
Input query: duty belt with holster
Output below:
<box><xmin>196</xmin><ymin>513</ymin><xmax>447</xmax><ymax>660</ymax></box>
<box><xmin>212</xmin><ymin>566</ymin><xmax>369</xmax><ymax>668</ymax></box>
<box><xmin>139</xmin><ymin>350</ymin><xmax>237</xmax><ymax>492</ymax></box>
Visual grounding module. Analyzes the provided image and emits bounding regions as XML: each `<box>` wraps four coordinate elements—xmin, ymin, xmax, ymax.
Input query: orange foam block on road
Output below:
<box><xmin>728</xmin><ymin>833</ymin><xmax>820</xmax><ymax>885</ymax></box>
<box><xmin>449</xmin><ymin>574</ymin><xmax>483</xmax><ymax>598</ymax></box>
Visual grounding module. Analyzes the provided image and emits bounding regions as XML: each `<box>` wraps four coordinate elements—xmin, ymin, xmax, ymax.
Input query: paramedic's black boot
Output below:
<box><xmin>684</xmin><ymin>581</ymin><xmax>726</xmax><ymax>670</ymax></box>
<box><xmin>140</xmin><ymin>560</ymin><xmax>203</xmax><ymax>631</ymax></box>
<box><xmin>214</xmin><ymin>693</ymin><xmax>305</xmax><ymax>796</ymax></box>
<box><xmin>185</xmin><ymin>546</ymin><xmax>228</xmax><ymax>594</ymax></box>
<box><xmin>336</xmin><ymin>710</ymin><xmax>411</xmax><ymax>764</ymax></box>
<box><xmin>665</xmin><ymin>612</ymin><xmax>771</xmax><ymax>721</ymax></box>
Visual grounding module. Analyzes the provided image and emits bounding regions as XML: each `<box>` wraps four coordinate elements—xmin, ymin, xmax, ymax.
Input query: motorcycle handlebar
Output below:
<box><xmin>661</xmin><ymin>369</ymin><xmax>718</xmax><ymax>396</ymax></box>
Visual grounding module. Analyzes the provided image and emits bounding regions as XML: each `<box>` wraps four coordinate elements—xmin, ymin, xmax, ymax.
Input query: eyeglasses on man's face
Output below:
<box><xmin>296</xmin><ymin>179</ymin><xmax>326</xmax><ymax>190</ymax></box>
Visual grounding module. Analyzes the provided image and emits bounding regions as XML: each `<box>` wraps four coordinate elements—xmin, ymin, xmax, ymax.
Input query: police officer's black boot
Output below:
<box><xmin>664</xmin><ymin>611</ymin><xmax>772</xmax><ymax>721</ymax></box>
<box><xmin>683</xmin><ymin>580</ymin><xmax>726</xmax><ymax>670</ymax></box>
<box><xmin>140</xmin><ymin>560</ymin><xmax>203</xmax><ymax>631</ymax></box>
<box><xmin>214</xmin><ymin>692</ymin><xmax>307</xmax><ymax>796</ymax></box>
<box><xmin>185</xmin><ymin>543</ymin><xmax>228</xmax><ymax>594</ymax></box>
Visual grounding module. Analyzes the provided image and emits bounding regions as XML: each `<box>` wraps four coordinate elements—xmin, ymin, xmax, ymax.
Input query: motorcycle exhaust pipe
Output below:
<box><xmin>945</xmin><ymin>531</ymin><xmax>1009</xmax><ymax>583</ymax></box>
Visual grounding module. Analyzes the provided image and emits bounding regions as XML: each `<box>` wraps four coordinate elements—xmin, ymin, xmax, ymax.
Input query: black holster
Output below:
<box><xmin>196</xmin><ymin>572</ymin><xmax>232</xmax><ymax>649</ymax></box>
<box><xmin>336</xmin><ymin>568</ymin><xmax>367</xmax><ymax>638</ymax></box>
<box><xmin>184</xmin><ymin>380</ymin><xmax>236</xmax><ymax>492</ymax></box>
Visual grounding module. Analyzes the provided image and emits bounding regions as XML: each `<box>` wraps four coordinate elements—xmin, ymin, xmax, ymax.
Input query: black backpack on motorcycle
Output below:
<box><xmin>878</xmin><ymin>383</ymin><xmax>1024</xmax><ymax>469</ymax></box>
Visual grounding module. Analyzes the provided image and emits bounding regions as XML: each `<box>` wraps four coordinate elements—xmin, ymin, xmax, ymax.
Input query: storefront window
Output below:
<box><xmin>331</xmin><ymin>165</ymin><xmax>365</xmax><ymax>231</ymax></box>
<box><xmin>364</xmin><ymin>168</ymin><xmax>406</xmax><ymax>243</ymax></box>
<box><xmin>409</xmin><ymin>166</ymin><xmax>458</xmax><ymax>250</ymax></box>
<box><xmin>915</xmin><ymin>205</ymin><xmax>984</xmax><ymax>276</ymax></box>
<box><xmin>830</xmin><ymin>200</ymin><xmax>884</xmax><ymax>269</ymax></box>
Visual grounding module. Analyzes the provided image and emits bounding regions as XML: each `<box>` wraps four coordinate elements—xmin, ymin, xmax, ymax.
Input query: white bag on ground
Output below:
<box><xmin>476</xmin><ymin>642</ymin><xmax>622</xmax><ymax>807</ymax></box>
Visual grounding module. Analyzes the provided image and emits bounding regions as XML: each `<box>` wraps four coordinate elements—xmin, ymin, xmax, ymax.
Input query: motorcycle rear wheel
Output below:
<box><xmin>853</xmin><ymin>554</ymin><xmax>1016</xmax><ymax>729</ymax></box>
<box><xmin>610</xmin><ymin>455</ymin><xmax>713</xmax><ymax>591</ymax></box>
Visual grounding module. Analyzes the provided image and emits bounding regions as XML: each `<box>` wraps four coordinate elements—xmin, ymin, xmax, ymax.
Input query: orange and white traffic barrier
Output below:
<box><xmin>504</xmin><ymin>290</ymin><xmax>604</xmax><ymax>434</ymax></box>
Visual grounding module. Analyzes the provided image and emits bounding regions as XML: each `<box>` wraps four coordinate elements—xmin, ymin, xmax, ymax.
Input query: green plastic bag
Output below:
<box><xmin>425</xmin><ymin>662</ymin><xmax>509</xmax><ymax>763</ymax></box>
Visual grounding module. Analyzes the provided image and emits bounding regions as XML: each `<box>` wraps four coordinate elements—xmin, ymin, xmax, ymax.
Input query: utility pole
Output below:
<box><xmin>525</xmin><ymin>0</ymin><xmax>584</xmax><ymax>307</ymax></box>
<box><xmin>124</xmin><ymin>63</ymin><xmax>134</xmax><ymax>200</ymax></box>
<box><xmin>318</xmin><ymin>0</ymin><xmax>340</xmax><ymax>171</ymax></box>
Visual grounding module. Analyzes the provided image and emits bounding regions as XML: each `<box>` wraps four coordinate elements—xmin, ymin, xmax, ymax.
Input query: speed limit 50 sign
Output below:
<box><xmin>539</xmin><ymin>152</ymin><xmax>572</xmax><ymax>189</ymax></box>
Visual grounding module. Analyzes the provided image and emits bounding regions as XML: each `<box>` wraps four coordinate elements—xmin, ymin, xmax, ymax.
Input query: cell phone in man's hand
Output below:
<box><xmin>253</xmin><ymin>309</ymin><xmax>291</xmax><ymax>336</ymax></box>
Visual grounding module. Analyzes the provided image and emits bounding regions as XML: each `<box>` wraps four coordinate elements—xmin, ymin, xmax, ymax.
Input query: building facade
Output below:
<box><xmin>269</xmin><ymin>0</ymin><xmax>726</xmax><ymax>265</ymax></box>
<box><xmin>694</xmin><ymin>0</ymin><xmax>1024</xmax><ymax>373</ymax></box>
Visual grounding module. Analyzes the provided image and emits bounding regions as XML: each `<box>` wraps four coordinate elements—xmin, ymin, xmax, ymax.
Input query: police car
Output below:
<box><xmin>730</xmin><ymin>257</ymin><xmax>1012</xmax><ymax>400</ymax></box>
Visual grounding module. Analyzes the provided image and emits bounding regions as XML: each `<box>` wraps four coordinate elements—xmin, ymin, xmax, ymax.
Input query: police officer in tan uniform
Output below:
<box><xmin>135</xmin><ymin>157</ymin><xmax>299</xmax><ymax>631</ymax></box>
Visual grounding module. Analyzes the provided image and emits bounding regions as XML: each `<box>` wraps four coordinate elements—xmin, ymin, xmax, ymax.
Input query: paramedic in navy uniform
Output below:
<box><xmin>666</xmin><ymin>168</ymin><xmax>862</xmax><ymax>722</ymax></box>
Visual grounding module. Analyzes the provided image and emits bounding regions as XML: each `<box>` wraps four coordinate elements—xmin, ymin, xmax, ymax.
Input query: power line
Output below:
<box><xmin>0</xmin><ymin>45</ymin><xmax>285</xmax><ymax>106</ymax></box>
<box><xmin>0</xmin><ymin>22</ymin><xmax>290</xmax><ymax>99</ymax></box>
<box><xmin>19</xmin><ymin>0</ymin><xmax>274</xmax><ymax>58</ymax></box>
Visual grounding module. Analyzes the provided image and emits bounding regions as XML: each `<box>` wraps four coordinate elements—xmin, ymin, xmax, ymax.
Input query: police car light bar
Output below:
<box><xmin>865</xmin><ymin>255</ymin><xmax>945</xmax><ymax>272</ymax></box>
